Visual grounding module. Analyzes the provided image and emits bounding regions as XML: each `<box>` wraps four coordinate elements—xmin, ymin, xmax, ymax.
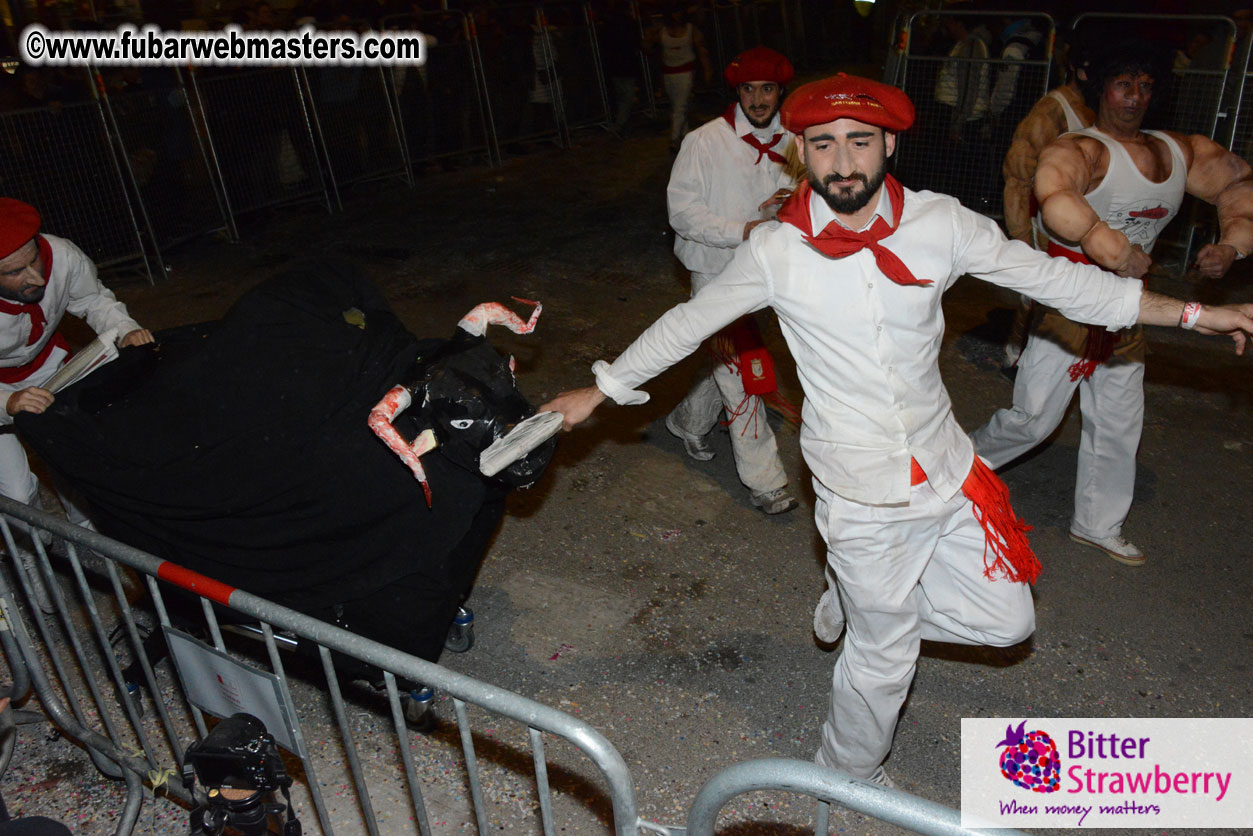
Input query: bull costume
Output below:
<box><xmin>16</xmin><ymin>263</ymin><xmax>554</xmax><ymax>720</ymax></box>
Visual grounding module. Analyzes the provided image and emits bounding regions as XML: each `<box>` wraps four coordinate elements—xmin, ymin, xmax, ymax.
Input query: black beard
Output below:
<box><xmin>808</xmin><ymin>162</ymin><xmax>888</xmax><ymax>215</ymax></box>
<box><xmin>0</xmin><ymin>284</ymin><xmax>44</xmax><ymax>304</ymax></box>
<box><xmin>741</xmin><ymin>104</ymin><xmax>777</xmax><ymax>130</ymax></box>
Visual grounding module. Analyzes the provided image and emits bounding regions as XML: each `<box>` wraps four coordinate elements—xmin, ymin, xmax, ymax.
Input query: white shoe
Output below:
<box><xmin>813</xmin><ymin>586</ymin><xmax>844</xmax><ymax>643</ymax></box>
<box><xmin>750</xmin><ymin>486</ymin><xmax>798</xmax><ymax>515</ymax></box>
<box><xmin>664</xmin><ymin>413</ymin><xmax>715</xmax><ymax>462</ymax></box>
<box><xmin>1069</xmin><ymin>531</ymin><xmax>1145</xmax><ymax>567</ymax></box>
<box><xmin>867</xmin><ymin>765</ymin><xmax>895</xmax><ymax>788</ymax></box>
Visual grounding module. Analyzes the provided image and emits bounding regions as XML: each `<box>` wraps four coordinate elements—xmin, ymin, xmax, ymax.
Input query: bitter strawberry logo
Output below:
<box><xmin>996</xmin><ymin>721</ymin><xmax>1061</xmax><ymax>793</ymax></box>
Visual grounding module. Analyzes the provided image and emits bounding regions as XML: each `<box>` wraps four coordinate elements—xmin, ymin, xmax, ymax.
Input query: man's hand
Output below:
<box><xmin>758</xmin><ymin>189</ymin><xmax>792</xmax><ymax>213</ymax></box>
<box><xmin>540</xmin><ymin>386</ymin><xmax>606</xmax><ymax>431</ymax></box>
<box><xmin>120</xmin><ymin>328</ymin><xmax>155</xmax><ymax>347</ymax></box>
<box><xmin>1116</xmin><ymin>245</ymin><xmax>1152</xmax><ymax>279</ymax></box>
<box><xmin>743</xmin><ymin>220</ymin><xmax>768</xmax><ymax>240</ymax></box>
<box><xmin>1194</xmin><ymin>303</ymin><xmax>1253</xmax><ymax>355</ymax></box>
<box><xmin>7</xmin><ymin>387</ymin><xmax>53</xmax><ymax>416</ymax></box>
<box><xmin>1193</xmin><ymin>243</ymin><xmax>1239</xmax><ymax>279</ymax></box>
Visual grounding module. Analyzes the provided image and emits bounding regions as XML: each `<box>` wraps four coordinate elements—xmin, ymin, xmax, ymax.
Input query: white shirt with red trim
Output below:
<box><xmin>667</xmin><ymin>105</ymin><xmax>795</xmax><ymax>275</ymax></box>
<box><xmin>596</xmin><ymin>186</ymin><xmax>1144</xmax><ymax>505</ymax></box>
<box><xmin>0</xmin><ymin>234</ymin><xmax>142</xmax><ymax>425</ymax></box>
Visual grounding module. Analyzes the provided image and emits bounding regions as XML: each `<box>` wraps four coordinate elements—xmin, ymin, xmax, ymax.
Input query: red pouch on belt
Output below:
<box><xmin>722</xmin><ymin>316</ymin><xmax>776</xmax><ymax>396</ymax></box>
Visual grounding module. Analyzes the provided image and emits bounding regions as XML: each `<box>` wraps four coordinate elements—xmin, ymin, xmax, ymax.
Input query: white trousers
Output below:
<box><xmin>0</xmin><ymin>345</ymin><xmax>96</xmax><ymax>535</ymax></box>
<box><xmin>669</xmin><ymin>271</ymin><xmax>787</xmax><ymax>494</ymax></box>
<box><xmin>813</xmin><ymin>476</ymin><xmax>1035</xmax><ymax>777</ymax></box>
<box><xmin>663</xmin><ymin>70</ymin><xmax>693</xmax><ymax>144</ymax></box>
<box><xmin>971</xmin><ymin>327</ymin><xmax>1145</xmax><ymax>540</ymax></box>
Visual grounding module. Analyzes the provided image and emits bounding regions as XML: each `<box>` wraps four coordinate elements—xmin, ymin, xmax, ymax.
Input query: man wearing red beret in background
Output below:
<box><xmin>0</xmin><ymin>198</ymin><xmax>154</xmax><ymax>610</ymax></box>
<box><xmin>663</xmin><ymin>45</ymin><xmax>799</xmax><ymax>515</ymax></box>
<box><xmin>542</xmin><ymin>74</ymin><xmax>1253</xmax><ymax>786</ymax></box>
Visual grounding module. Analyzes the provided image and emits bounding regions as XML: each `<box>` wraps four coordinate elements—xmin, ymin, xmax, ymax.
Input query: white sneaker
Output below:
<box><xmin>812</xmin><ymin>587</ymin><xmax>844</xmax><ymax>643</ymax></box>
<box><xmin>867</xmin><ymin>765</ymin><xmax>895</xmax><ymax>788</ymax></box>
<box><xmin>1069</xmin><ymin>531</ymin><xmax>1145</xmax><ymax>566</ymax></box>
<box><xmin>664</xmin><ymin>413</ymin><xmax>715</xmax><ymax>462</ymax></box>
<box><xmin>750</xmin><ymin>486</ymin><xmax>798</xmax><ymax>515</ymax></box>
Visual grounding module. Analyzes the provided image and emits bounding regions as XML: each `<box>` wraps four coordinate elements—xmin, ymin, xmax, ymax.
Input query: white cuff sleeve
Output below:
<box><xmin>592</xmin><ymin>360</ymin><xmax>650</xmax><ymax>406</ymax></box>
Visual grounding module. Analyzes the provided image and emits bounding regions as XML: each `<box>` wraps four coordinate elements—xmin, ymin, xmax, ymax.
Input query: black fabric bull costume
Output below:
<box><xmin>16</xmin><ymin>261</ymin><xmax>555</xmax><ymax>678</ymax></box>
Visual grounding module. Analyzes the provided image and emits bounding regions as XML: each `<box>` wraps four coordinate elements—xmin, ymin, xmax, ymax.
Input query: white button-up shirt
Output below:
<box><xmin>0</xmin><ymin>234</ymin><xmax>142</xmax><ymax>426</ymax></box>
<box><xmin>595</xmin><ymin>185</ymin><xmax>1143</xmax><ymax>505</ymax></box>
<box><xmin>667</xmin><ymin>106</ymin><xmax>795</xmax><ymax>275</ymax></box>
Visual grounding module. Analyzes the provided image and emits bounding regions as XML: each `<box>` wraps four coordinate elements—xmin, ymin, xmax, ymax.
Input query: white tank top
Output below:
<box><xmin>1049</xmin><ymin>127</ymin><xmax>1187</xmax><ymax>256</ymax></box>
<box><xmin>1047</xmin><ymin>89</ymin><xmax>1087</xmax><ymax>133</ymax></box>
<box><xmin>661</xmin><ymin>24</ymin><xmax>695</xmax><ymax>69</ymax></box>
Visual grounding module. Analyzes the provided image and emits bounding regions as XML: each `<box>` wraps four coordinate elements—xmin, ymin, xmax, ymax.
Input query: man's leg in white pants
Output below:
<box><xmin>914</xmin><ymin>488</ymin><xmax>1036</xmax><ymax>647</ymax></box>
<box><xmin>0</xmin><ymin>430</ymin><xmax>55</xmax><ymax>612</ymax></box>
<box><xmin>710</xmin><ymin>358</ymin><xmax>787</xmax><ymax>495</ymax></box>
<box><xmin>814</xmin><ymin>480</ymin><xmax>946</xmax><ymax>778</ymax></box>
<box><xmin>971</xmin><ymin>330</ymin><xmax>1081</xmax><ymax>470</ymax></box>
<box><xmin>1072</xmin><ymin>352</ymin><xmax>1145</xmax><ymax>542</ymax></box>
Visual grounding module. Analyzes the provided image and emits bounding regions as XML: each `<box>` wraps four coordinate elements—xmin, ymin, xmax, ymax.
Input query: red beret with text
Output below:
<box><xmin>724</xmin><ymin>46</ymin><xmax>794</xmax><ymax>88</ymax></box>
<box><xmin>0</xmin><ymin>199</ymin><xmax>41</xmax><ymax>259</ymax></box>
<box><xmin>780</xmin><ymin>73</ymin><xmax>915</xmax><ymax>134</ymax></box>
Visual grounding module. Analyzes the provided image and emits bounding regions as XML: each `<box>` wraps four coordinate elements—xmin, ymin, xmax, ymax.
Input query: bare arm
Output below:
<box><xmin>1036</xmin><ymin>136</ymin><xmax>1149</xmax><ymax>276</ymax></box>
<box><xmin>1180</xmin><ymin>133</ymin><xmax>1253</xmax><ymax>278</ymax></box>
<box><xmin>1138</xmin><ymin>290</ymin><xmax>1253</xmax><ymax>354</ymax></box>
<box><xmin>542</xmin><ymin>385</ymin><xmax>607</xmax><ymax>430</ymax></box>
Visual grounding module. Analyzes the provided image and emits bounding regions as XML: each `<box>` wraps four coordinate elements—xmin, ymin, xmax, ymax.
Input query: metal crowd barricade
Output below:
<box><xmin>301</xmin><ymin>21</ymin><xmax>413</xmax><ymax>199</ymax></box>
<box><xmin>892</xmin><ymin>9</ymin><xmax>1055</xmax><ymax>219</ymax></box>
<box><xmin>0</xmin><ymin>98</ymin><xmax>152</xmax><ymax>275</ymax></box>
<box><xmin>1071</xmin><ymin>13</ymin><xmax>1239</xmax><ymax>270</ymax></box>
<box><xmin>382</xmin><ymin>11</ymin><xmax>496</xmax><ymax>170</ymax></box>
<box><xmin>551</xmin><ymin>0</ymin><xmax>612</xmax><ymax>134</ymax></box>
<box><xmin>92</xmin><ymin>67</ymin><xmax>232</xmax><ymax>259</ymax></box>
<box><xmin>187</xmin><ymin>67</ymin><xmax>333</xmax><ymax>221</ymax></box>
<box><xmin>473</xmin><ymin>3</ymin><xmax>568</xmax><ymax>155</ymax></box>
<box><xmin>706</xmin><ymin>0</ymin><xmax>797</xmax><ymax>80</ymax></box>
<box><xmin>0</xmin><ymin>495</ymin><xmax>641</xmax><ymax>836</ymax></box>
<box><xmin>686</xmin><ymin>759</ymin><xmax>1029</xmax><ymax>836</ymax></box>
<box><xmin>0</xmin><ymin>496</ymin><xmax>1030</xmax><ymax>836</ymax></box>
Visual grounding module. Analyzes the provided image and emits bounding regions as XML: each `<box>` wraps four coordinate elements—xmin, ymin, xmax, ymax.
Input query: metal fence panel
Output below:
<box><xmin>303</xmin><ymin>58</ymin><xmax>411</xmax><ymax>191</ymax></box>
<box><xmin>552</xmin><ymin>1</ymin><xmax>612</xmax><ymax>132</ymax></box>
<box><xmin>0</xmin><ymin>495</ymin><xmax>642</xmax><ymax>836</ymax></box>
<box><xmin>893</xmin><ymin>11</ymin><xmax>1055</xmax><ymax>219</ymax></box>
<box><xmin>475</xmin><ymin>4</ymin><xmax>567</xmax><ymax>150</ymax></box>
<box><xmin>189</xmin><ymin>67</ymin><xmax>332</xmax><ymax>219</ymax></box>
<box><xmin>383</xmin><ymin>11</ymin><xmax>495</xmax><ymax>168</ymax></box>
<box><xmin>97</xmin><ymin>69</ymin><xmax>231</xmax><ymax>253</ymax></box>
<box><xmin>686</xmin><ymin>758</ymin><xmax>1030</xmax><ymax>836</ymax></box>
<box><xmin>0</xmin><ymin>100</ymin><xmax>148</xmax><ymax>270</ymax></box>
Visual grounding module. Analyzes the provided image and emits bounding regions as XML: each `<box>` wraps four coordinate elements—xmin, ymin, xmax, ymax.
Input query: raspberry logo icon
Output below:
<box><xmin>995</xmin><ymin>721</ymin><xmax>1061</xmax><ymax>793</ymax></box>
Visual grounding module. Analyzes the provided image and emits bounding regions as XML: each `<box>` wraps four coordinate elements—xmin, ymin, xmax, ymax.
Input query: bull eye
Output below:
<box><xmin>450</xmin><ymin>418</ymin><xmax>475</xmax><ymax>430</ymax></box>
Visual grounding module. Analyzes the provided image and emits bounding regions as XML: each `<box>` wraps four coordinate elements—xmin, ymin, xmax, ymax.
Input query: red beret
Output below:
<box><xmin>0</xmin><ymin>199</ymin><xmax>40</xmax><ymax>259</ymax></box>
<box><xmin>780</xmin><ymin>73</ymin><xmax>915</xmax><ymax>135</ymax></box>
<box><xmin>724</xmin><ymin>46</ymin><xmax>794</xmax><ymax>88</ymax></box>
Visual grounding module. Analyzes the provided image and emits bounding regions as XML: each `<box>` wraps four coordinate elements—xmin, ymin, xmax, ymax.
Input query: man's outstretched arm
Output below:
<box><xmin>1137</xmin><ymin>291</ymin><xmax>1253</xmax><ymax>354</ymax></box>
<box><xmin>543</xmin><ymin>386</ymin><xmax>606</xmax><ymax>431</ymax></box>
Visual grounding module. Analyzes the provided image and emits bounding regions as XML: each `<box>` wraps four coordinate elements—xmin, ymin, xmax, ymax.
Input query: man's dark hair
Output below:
<box><xmin>1081</xmin><ymin>39</ymin><xmax>1173</xmax><ymax>126</ymax></box>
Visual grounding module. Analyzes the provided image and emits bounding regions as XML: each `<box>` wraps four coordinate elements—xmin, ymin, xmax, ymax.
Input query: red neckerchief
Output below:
<box><xmin>776</xmin><ymin>176</ymin><xmax>932</xmax><ymax>287</ymax></box>
<box><xmin>722</xmin><ymin>104</ymin><xmax>786</xmax><ymax>166</ymax></box>
<box><xmin>0</xmin><ymin>235</ymin><xmax>69</xmax><ymax>384</ymax></box>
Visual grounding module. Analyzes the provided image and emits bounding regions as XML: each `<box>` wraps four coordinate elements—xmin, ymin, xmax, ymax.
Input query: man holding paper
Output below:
<box><xmin>0</xmin><ymin>198</ymin><xmax>153</xmax><ymax>607</ymax></box>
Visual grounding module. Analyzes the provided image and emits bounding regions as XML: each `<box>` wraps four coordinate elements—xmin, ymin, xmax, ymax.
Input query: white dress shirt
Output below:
<box><xmin>0</xmin><ymin>234</ymin><xmax>142</xmax><ymax>426</ymax></box>
<box><xmin>667</xmin><ymin>105</ymin><xmax>795</xmax><ymax>275</ymax></box>
<box><xmin>595</xmin><ymin>185</ymin><xmax>1143</xmax><ymax>506</ymax></box>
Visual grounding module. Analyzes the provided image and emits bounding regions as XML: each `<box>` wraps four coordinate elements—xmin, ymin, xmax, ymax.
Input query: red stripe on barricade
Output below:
<box><xmin>156</xmin><ymin>562</ymin><xmax>238</xmax><ymax>607</ymax></box>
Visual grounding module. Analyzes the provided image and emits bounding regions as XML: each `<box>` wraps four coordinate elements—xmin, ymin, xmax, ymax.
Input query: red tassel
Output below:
<box><xmin>961</xmin><ymin>457</ymin><xmax>1040</xmax><ymax>585</ymax></box>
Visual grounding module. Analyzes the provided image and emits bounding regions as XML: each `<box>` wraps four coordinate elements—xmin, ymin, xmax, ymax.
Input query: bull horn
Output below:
<box><xmin>457</xmin><ymin>297</ymin><xmax>542</xmax><ymax>337</ymax></box>
<box><xmin>368</xmin><ymin>385</ymin><xmax>439</xmax><ymax>507</ymax></box>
